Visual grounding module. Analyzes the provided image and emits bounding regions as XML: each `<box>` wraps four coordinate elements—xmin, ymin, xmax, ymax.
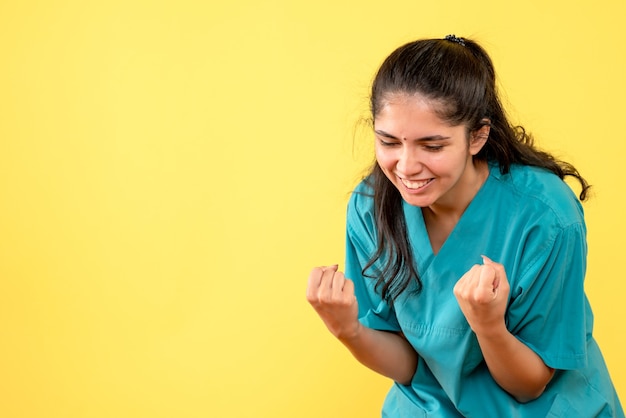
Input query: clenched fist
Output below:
<box><xmin>453</xmin><ymin>256</ymin><xmax>510</xmax><ymax>336</ymax></box>
<box><xmin>306</xmin><ymin>265</ymin><xmax>361</xmax><ymax>340</ymax></box>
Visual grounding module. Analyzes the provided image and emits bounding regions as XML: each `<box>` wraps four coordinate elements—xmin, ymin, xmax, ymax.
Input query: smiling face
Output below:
<box><xmin>374</xmin><ymin>93</ymin><xmax>489</xmax><ymax>212</ymax></box>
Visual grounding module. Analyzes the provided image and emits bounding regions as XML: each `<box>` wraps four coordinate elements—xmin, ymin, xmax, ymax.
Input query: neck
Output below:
<box><xmin>427</xmin><ymin>160</ymin><xmax>489</xmax><ymax>220</ymax></box>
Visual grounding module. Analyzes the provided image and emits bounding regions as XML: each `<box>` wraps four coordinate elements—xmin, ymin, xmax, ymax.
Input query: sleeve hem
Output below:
<box><xmin>518</xmin><ymin>337</ymin><xmax>587</xmax><ymax>370</ymax></box>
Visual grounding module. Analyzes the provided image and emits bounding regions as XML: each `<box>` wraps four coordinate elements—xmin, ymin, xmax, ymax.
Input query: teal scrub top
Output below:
<box><xmin>345</xmin><ymin>164</ymin><xmax>624</xmax><ymax>417</ymax></box>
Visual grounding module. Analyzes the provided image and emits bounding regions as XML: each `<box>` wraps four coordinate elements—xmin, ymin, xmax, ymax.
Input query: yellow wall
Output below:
<box><xmin>0</xmin><ymin>1</ymin><xmax>624</xmax><ymax>417</ymax></box>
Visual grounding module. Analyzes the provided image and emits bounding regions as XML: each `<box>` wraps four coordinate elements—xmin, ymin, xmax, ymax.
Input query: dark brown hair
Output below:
<box><xmin>363</xmin><ymin>36</ymin><xmax>590</xmax><ymax>302</ymax></box>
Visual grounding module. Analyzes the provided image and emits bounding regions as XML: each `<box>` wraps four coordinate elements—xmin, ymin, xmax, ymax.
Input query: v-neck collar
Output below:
<box><xmin>402</xmin><ymin>163</ymin><xmax>498</xmax><ymax>273</ymax></box>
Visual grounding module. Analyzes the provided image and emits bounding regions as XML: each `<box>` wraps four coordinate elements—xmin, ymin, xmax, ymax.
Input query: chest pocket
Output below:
<box><xmin>546</xmin><ymin>395</ymin><xmax>572</xmax><ymax>418</ymax></box>
<box><xmin>396</xmin><ymin>296</ymin><xmax>485</xmax><ymax>378</ymax></box>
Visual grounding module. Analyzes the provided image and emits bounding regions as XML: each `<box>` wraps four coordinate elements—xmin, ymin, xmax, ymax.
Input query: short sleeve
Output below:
<box><xmin>345</xmin><ymin>187</ymin><xmax>401</xmax><ymax>333</ymax></box>
<box><xmin>506</xmin><ymin>222</ymin><xmax>589</xmax><ymax>370</ymax></box>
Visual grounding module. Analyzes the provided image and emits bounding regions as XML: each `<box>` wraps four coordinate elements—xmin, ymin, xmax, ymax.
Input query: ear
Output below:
<box><xmin>469</xmin><ymin>119</ymin><xmax>490</xmax><ymax>156</ymax></box>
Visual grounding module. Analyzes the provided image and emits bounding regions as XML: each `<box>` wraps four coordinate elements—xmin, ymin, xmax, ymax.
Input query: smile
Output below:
<box><xmin>399</xmin><ymin>177</ymin><xmax>433</xmax><ymax>190</ymax></box>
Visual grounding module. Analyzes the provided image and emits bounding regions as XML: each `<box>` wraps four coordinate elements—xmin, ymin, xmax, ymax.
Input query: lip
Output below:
<box><xmin>397</xmin><ymin>176</ymin><xmax>434</xmax><ymax>193</ymax></box>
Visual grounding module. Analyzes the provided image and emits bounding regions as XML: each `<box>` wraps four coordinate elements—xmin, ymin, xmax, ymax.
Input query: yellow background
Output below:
<box><xmin>1</xmin><ymin>1</ymin><xmax>624</xmax><ymax>417</ymax></box>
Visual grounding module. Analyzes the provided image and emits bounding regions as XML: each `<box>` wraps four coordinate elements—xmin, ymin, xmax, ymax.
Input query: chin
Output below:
<box><xmin>399</xmin><ymin>194</ymin><xmax>433</xmax><ymax>208</ymax></box>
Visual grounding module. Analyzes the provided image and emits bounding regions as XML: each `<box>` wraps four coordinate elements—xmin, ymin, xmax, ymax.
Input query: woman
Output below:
<box><xmin>306</xmin><ymin>35</ymin><xmax>623</xmax><ymax>417</ymax></box>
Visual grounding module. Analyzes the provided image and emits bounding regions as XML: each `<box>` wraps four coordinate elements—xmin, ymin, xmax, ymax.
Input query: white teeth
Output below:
<box><xmin>400</xmin><ymin>178</ymin><xmax>431</xmax><ymax>189</ymax></box>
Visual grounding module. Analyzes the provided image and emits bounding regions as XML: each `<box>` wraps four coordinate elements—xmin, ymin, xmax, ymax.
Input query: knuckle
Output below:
<box><xmin>333</xmin><ymin>293</ymin><xmax>348</xmax><ymax>304</ymax></box>
<box><xmin>320</xmin><ymin>293</ymin><xmax>333</xmax><ymax>304</ymax></box>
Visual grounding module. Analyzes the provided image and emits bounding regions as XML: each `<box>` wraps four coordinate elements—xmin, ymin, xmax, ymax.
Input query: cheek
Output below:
<box><xmin>374</xmin><ymin>147</ymin><xmax>392</xmax><ymax>167</ymax></box>
<box><xmin>429</xmin><ymin>149</ymin><xmax>467</xmax><ymax>173</ymax></box>
<box><xmin>426</xmin><ymin>154</ymin><xmax>448</xmax><ymax>171</ymax></box>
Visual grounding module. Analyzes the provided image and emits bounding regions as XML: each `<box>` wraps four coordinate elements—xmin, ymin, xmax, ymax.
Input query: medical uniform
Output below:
<box><xmin>345</xmin><ymin>163</ymin><xmax>624</xmax><ymax>417</ymax></box>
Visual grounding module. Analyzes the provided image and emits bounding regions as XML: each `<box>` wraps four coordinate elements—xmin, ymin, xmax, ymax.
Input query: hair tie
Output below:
<box><xmin>444</xmin><ymin>34</ymin><xmax>466</xmax><ymax>46</ymax></box>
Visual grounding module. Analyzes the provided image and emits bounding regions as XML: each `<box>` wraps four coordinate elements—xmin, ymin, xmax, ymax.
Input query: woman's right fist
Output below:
<box><xmin>306</xmin><ymin>265</ymin><xmax>360</xmax><ymax>340</ymax></box>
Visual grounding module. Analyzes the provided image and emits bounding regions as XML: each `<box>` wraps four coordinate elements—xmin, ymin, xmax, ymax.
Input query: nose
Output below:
<box><xmin>396</xmin><ymin>146</ymin><xmax>422</xmax><ymax>177</ymax></box>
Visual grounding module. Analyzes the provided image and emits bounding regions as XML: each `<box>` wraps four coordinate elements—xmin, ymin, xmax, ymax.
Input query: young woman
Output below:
<box><xmin>306</xmin><ymin>35</ymin><xmax>623</xmax><ymax>417</ymax></box>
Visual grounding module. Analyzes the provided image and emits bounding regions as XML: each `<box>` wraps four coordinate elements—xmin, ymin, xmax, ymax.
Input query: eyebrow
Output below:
<box><xmin>374</xmin><ymin>129</ymin><xmax>450</xmax><ymax>142</ymax></box>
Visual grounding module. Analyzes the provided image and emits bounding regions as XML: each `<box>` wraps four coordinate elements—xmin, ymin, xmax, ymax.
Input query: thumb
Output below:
<box><xmin>481</xmin><ymin>255</ymin><xmax>502</xmax><ymax>291</ymax></box>
<box><xmin>480</xmin><ymin>257</ymin><xmax>499</xmax><ymax>296</ymax></box>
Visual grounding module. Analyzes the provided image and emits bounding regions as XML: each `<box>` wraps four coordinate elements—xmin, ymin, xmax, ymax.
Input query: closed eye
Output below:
<box><xmin>378</xmin><ymin>138</ymin><xmax>400</xmax><ymax>147</ymax></box>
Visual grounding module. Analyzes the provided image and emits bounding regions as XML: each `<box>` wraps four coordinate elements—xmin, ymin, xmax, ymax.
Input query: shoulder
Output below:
<box><xmin>490</xmin><ymin>163</ymin><xmax>584</xmax><ymax>228</ymax></box>
<box><xmin>347</xmin><ymin>177</ymin><xmax>376</xmax><ymax>236</ymax></box>
<box><xmin>348</xmin><ymin>177</ymin><xmax>374</xmax><ymax>214</ymax></box>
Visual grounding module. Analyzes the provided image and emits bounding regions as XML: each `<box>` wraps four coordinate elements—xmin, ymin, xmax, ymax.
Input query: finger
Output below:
<box><xmin>331</xmin><ymin>271</ymin><xmax>346</xmax><ymax>299</ymax></box>
<box><xmin>343</xmin><ymin>278</ymin><xmax>356</xmax><ymax>296</ymax></box>
<box><xmin>463</xmin><ymin>264</ymin><xmax>483</xmax><ymax>287</ymax></box>
<box><xmin>320</xmin><ymin>265</ymin><xmax>339</xmax><ymax>288</ymax></box>
<box><xmin>477</xmin><ymin>264</ymin><xmax>497</xmax><ymax>300</ymax></box>
<box><xmin>454</xmin><ymin>264</ymin><xmax>480</xmax><ymax>296</ymax></box>
<box><xmin>320</xmin><ymin>265</ymin><xmax>339</xmax><ymax>291</ymax></box>
<box><xmin>342</xmin><ymin>278</ymin><xmax>358</xmax><ymax>305</ymax></box>
<box><xmin>317</xmin><ymin>267</ymin><xmax>341</xmax><ymax>303</ymax></box>
<box><xmin>306</xmin><ymin>267</ymin><xmax>324</xmax><ymax>301</ymax></box>
<box><xmin>481</xmin><ymin>255</ymin><xmax>504</xmax><ymax>276</ymax></box>
<box><xmin>481</xmin><ymin>255</ymin><xmax>507</xmax><ymax>289</ymax></box>
<box><xmin>307</xmin><ymin>267</ymin><xmax>324</xmax><ymax>288</ymax></box>
<box><xmin>321</xmin><ymin>264</ymin><xmax>339</xmax><ymax>273</ymax></box>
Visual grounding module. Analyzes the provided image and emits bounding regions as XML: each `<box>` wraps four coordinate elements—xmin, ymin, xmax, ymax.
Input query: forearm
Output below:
<box><xmin>339</xmin><ymin>324</ymin><xmax>417</xmax><ymax>385</ymax></box>
<box><xmin>476</xmin><ymin>324</ymin><xmax>555</xmax><ymax>403</ymax></box>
